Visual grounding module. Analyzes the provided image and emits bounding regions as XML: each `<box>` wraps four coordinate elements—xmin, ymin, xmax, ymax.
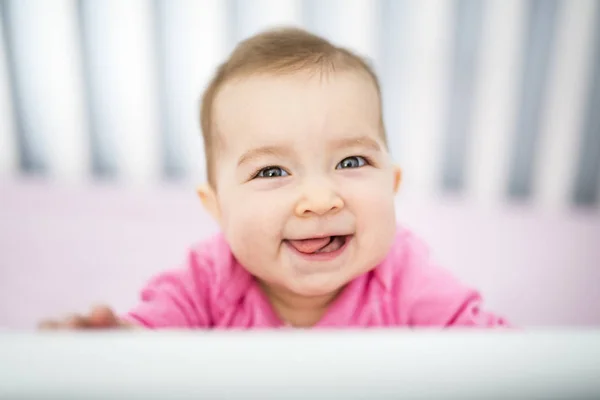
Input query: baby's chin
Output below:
<box><xmin>285</xmin><ymin>283</ymin><xmax>344</xmax><ymax>298</ymax></box>
<box><xmin>281</xmin><ymin>270</ymin><xmax>362</xmax><ymax>298</ymax></box>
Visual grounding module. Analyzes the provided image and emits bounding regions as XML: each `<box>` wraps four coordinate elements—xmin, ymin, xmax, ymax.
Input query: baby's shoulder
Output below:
<box><xmin>126</xmin><ymin>233</ymin><xmax>253</xmax><ymax>328</ymax></box>
<box><xmin>186</xmin><ymin>233</ymin><xmax>236</xmax><ymax>276</ymax></box>
<box><xmin>184</xmin><ymin>233</ymin><xmax>254</xmax><ymax>304</ymax></box>
<box><xmin>380</xmin><ymin>226</ymin><xmax>432</xmax><ymax>271</ymax></box>
<box><xmin>377</xmin><ymin>225</ymin><xmax>458</xmax><ymax>288</ymax></box>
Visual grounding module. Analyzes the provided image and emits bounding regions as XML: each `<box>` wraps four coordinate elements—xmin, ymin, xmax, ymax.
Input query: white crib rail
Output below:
<box><xmin>1</xmin><ymin>331</ymin><xmax>600</xmax><ymax>399</ymax></box>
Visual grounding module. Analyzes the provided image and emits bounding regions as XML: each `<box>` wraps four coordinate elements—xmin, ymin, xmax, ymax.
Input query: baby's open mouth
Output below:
<box><xmin>286</xmin><ymin>235</ymin><xmax>349</xmax><ymax>255</ymax></box>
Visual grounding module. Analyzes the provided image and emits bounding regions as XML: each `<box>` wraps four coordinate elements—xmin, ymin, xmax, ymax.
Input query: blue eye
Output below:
<box><xmin>256</xmin><ymin>166</ymin><xmax>289</xmax><ymax>178</ymax></box>
<box><xmin>336</xmin><ymin>156</ymin><xmax>367</xmax><ymax>169</ymax></box>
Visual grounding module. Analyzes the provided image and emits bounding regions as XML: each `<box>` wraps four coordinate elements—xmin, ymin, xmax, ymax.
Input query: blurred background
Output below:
<box><xmin>0</xmin><ymin>0</ymin><xmax>599</xmax><ymax>328</ymax></box>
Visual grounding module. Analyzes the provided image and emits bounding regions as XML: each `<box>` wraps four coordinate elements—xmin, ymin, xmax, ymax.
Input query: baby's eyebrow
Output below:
<box><xmin>330</xmin><ymin>136</ymin><xmax>382</xmax><ymax>152</ymax></box>
<box><xmin>237</xmin><ymin>136</ymin><xmax>381</xmax><ymax>166</ymax></box>
<box><xmin>237</xmin><ymin>146</ymin><xmax>291</xmax><ymax>167</ymax></box>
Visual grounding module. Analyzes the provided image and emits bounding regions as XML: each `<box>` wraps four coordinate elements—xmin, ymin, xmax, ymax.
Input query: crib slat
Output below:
<box><xmin>390</xmin><ymin>1</ymin><xmax>453</xmax><ymax>198</ymax></box>
<box><xmin>0</xmin><ymin>8</ymin><xmax>17</xmax><ymax>177</ymax></box>
<box><xmin>304</xmin><ymin>0</ymin><xmax>378</xmax><ymax>62</ymax></box>
<box><xmin>440</xmin><ymin>0</ymin><xmax>484</xmax><ymax>193</ymax></box>
<box><xmin>467</xmin><ymin>0</ymin><xmax>526</xmax><ymax>205</ymax></box>
<box><xmin>232</xmin><ymin>0</ymin><xmax>303</xmax><ymax>44</ymax></box>
<box><xmin>572</xmin><ymin>12</ymin><xmax>600</xmax><ymax>208</ymax></box>
<box><xmin>3</xmin><ymin>0</ymin><xmax>89</xmax><ymax>181</ymax></box>
<box><xmin>379</xmin><ymin>1</ymin><xmax>408</xmax><ymax>162</ymax></box>
<box><xmin>535</xmin><ymin>0</ymin><xmax>597</xmax><ymax>210</ymax></box>
<box><xmin>79</xmin><ymin>0</ymin><xmax>161</xmax><ymax>183</ymax></box>
<box><xmin>508</xmin><ymin>0</ymin><xmax>560</xmax><ymax>201</ymax></box>
<box><xmin>155</xmin><ymin>0</ymin><xmax>228</xmax><ymax>182</ymax></box>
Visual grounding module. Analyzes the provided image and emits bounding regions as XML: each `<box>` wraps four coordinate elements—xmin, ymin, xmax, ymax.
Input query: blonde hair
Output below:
<box><xmin>200</xmin><ymin>27</ymin><xmax>385</xmax><ymax>187</ymax></box>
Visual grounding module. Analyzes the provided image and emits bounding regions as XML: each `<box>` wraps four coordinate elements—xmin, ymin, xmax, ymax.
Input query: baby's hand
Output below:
<box><xmin>38</xmin><ymin>305</ymin><xmax>133</xmax><ymax>330</ymax></box>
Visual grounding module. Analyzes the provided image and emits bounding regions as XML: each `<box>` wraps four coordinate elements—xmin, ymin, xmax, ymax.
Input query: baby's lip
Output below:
<box><xmin>284</xmin><ymin>233</ymin><xmax>354</xmax><ymax>241</ymax></box>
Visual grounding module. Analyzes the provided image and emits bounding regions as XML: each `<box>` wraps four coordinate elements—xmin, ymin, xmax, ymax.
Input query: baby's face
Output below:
<box><xmin>209</xmin><ymin>71</ymin><xmax>400</xmax><ymax>297</ymax></box>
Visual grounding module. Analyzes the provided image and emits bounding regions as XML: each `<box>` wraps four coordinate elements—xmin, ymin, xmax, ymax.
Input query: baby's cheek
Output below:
<box><xmin>352</xmin><ymin>180</ymin><xmax>395</xmax><ymax>214</ymax></box>
<box><xmin>221</xmin><ymin>197</ymin><xmax>281</xmax><ymax>257</ymax></box>
<box><xmin>352</xmin><ymin>183</ymin><xmax>397</xmax><ymax>249</ymax></box>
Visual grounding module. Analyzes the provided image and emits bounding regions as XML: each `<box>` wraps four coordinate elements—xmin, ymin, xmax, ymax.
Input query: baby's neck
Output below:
<box><xmin>259</xmin><ymin>282</ymin><xmax>342</xmax><ymax>328</ymax></box>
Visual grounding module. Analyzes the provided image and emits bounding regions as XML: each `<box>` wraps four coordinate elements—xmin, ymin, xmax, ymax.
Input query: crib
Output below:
<box><xmin>0</xmin><ymin>0</ymin><xmax>599</xmax><ymax>328</ymax></box>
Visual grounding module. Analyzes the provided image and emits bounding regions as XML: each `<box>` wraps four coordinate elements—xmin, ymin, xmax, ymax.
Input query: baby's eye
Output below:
<box><xmin>256</xmin><ymin>166</ymin><xmax>289</xmax><ymax>178</ymax></box>
<box><xmin>336</xmin><ymin>156</ymin><xmax>367</xmax><ymax>169</ymax></box>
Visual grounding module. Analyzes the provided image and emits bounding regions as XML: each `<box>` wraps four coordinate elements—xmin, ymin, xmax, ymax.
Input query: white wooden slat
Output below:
<box><xmin>306</xmin><ymin>0</ymin><xmax>379</xmax><ymax>63</ymax></box>
<box><xmin>235</xmin><ymin>0</ymin><xmax>303</xmax><ymax>42</ymax></box>
<box><xmin>80</xmin><ymin>0</ymin><xmax>161</xmax><ymax>184</ymax></box>
<box><xmin>534</xmin><ymin>0</ymin><xmax>598</xmax><ymax>210</ymax></box>
<box><xmin>394</xmin><ymin>1</ymin><xmax>453</xmax><ymax>198</ymax></box>
<box><xmin>380</xmin><ymin>1</ymin><xmax>409</xmax><ymax>162</ymax></box>
<box><xmin>597</xmin><ymin>161</ymin><xmax>600</xmax><ymax>206</ymax></box>
<box><xmin>0</xmin><ymin>9</ymin><xmax>17</xmax><ymax>177</ymax></box>
<box><xmin>157</xmin><ymin>0</ymin><xmax>228</xmax><ymax>182</ymax></box>
<box><xmin>466</xmin><ymin>0</ymin><xmax>527</xmax><ymax>205</ymax></box>
<box><xmin>5</xmin><ymin>0</ymin><xmax>89</xmax><ymax>181</ymax></box>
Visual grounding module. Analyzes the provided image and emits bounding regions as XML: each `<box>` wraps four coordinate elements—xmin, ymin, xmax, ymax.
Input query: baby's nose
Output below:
<box><xmin>294</xmin><ymin>185</ymin><xmax>344</xmax><ymax>217</ymax></box>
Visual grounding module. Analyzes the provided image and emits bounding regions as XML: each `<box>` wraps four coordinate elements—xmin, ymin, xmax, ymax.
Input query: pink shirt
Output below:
<box><xmin>125</xmin><ymin>226</ymin><xmax>508</xmax><ymax>328</ymax></box>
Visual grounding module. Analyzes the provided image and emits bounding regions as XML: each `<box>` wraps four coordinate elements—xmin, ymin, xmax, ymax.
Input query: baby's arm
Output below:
<box><xmin>38</xmin><ymin>305</ymin><xmax>136</xmax><ymax>330</ymax></box>
<box><xmin>437</xmin><ymin>291</ymin><xmax>509</xmax><ymax>328</ymax></box>
<box><xmin>123</xmin><ymin>254</ymin><xmax>212</xmax><ymax>329</ymax></box>
<box><xmin>39</xmin><ymin>248</ymin><xmax>212</xmax><ymax>330</ymax></box>
<box><xmin>393</xmin><ymin>230</ymin><xmax>510</xmax><ymax>328</ymax></box>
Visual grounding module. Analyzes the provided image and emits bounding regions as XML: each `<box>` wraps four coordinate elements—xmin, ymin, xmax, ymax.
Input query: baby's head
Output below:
<box><xmin>198</xmin><ymin>27</ymin><xmax>401</xmax><ymax>301</ymax></box>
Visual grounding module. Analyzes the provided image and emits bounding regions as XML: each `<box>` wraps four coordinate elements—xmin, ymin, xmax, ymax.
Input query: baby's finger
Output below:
<box><xmin>88</xmin><ymin>305</ymin><xmax>119</xmax><ymax>327</ymax></box>
<box><xmin>65</xmin><ymin>314</ymin><xmax>89</xmax><ymax>329</ymax></box>
<box><xmin>38</xmin><ymin>320</ymin><xmax>62</xmax><ymax>330</ymax></box>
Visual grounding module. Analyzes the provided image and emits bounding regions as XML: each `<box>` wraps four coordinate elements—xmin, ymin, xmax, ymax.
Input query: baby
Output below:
<box><xmin>40</xmin><ymin>27</ymin><xmax>508</xmax><ymax>330</ymax></box>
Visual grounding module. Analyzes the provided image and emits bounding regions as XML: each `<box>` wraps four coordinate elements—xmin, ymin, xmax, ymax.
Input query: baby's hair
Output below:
<box><xmin>200</xmin><ymin>26</ymin><xmax>386</xmax><ymax>188</ymax></box>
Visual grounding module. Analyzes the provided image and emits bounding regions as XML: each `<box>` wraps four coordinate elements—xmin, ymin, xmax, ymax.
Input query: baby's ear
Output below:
<box><xmin>392</xmin><ymin>165</ymin><xmax>402</xmax><ymax>194</ymax></box>
<box><xmin>197</xmin><ymin>184</ymin><xmax>220</xmax><ymax>221</ymax></box>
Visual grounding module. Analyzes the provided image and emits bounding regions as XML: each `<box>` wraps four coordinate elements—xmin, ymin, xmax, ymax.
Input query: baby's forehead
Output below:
<box><xmin>216</xmin><ymin>69</ymin><xmax>377</xmax><ymax>104</ymax></box>
<box><xmin>209</xmin><ymin>70</ymin><xmax>384</xmax><ymax>161</ymax></box>
<box><xmin>214</xmin><ymin>71</ymin><xmax>379</xmax><ymax>126</ymax></box>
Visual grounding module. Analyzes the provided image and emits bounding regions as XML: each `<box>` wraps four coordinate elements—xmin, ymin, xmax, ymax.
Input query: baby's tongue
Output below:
<box><xmin>288</xmin><ymin>237</ymin><xmax>331</xmax><ymax>254</ymax></box>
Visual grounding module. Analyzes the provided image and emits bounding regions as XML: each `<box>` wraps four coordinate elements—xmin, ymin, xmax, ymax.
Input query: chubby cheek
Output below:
<box><xmin>217</xmin><ymin>188</ymin><xmax>288</xmax><ymax>272</ymax></box>
<box><xmin>344</xmin><ymin>174</ymin><xmax>397</xmax><ymax>261</ymax></box>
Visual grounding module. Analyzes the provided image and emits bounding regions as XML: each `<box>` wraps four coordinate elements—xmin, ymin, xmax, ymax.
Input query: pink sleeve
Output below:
<box><xmin>123</xmin><ymin>250</ymin><xmax>212</xmax><ymax>329</ymax></box>
<box><xmin>447</xmin><ymin>296</ymin><xmax>510</xmax><ymax>327</ymax></box>
<box><xmin>395</xmin><ymin>231</ymin><xmax>509</xmax><ymax>328</ymax></box>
